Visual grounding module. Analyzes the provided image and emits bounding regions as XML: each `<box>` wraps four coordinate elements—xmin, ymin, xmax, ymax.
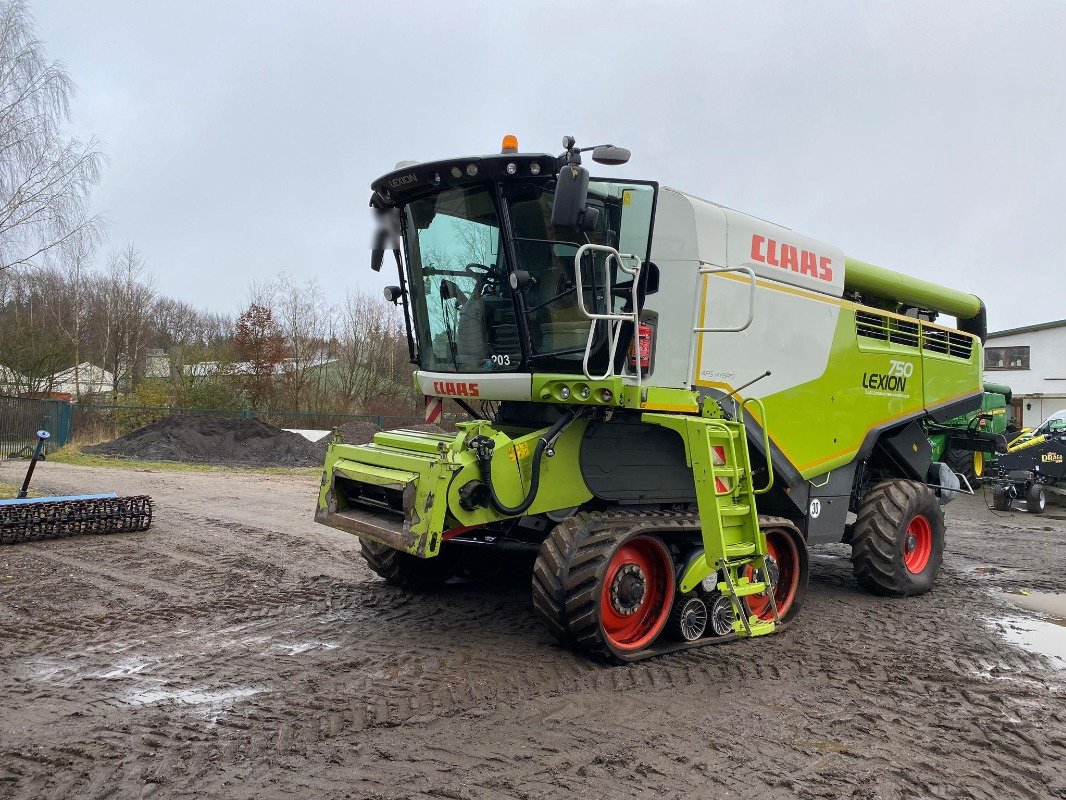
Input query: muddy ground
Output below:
<box><xmin>0</xmin><ymin>461</ymin><xmax>1063</xmax><ymax>800</ymax></box>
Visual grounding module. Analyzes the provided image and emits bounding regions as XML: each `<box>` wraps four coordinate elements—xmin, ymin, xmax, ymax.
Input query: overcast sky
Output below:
<box><xmin>35</xmin><ymin>1</ymin><xmax>1066</xmax><ymax>330</ymax></box>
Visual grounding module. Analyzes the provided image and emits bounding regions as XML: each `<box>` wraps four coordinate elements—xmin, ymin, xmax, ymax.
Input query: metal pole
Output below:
<box><xmin>18</xmin><ymin>430</ymin><xmax>51</xmax><ymax>499</ymax></box>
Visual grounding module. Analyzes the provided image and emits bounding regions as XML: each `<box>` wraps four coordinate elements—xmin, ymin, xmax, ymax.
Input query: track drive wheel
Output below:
<box><xmin>359</xmin><ymin>539</ymin><xmax>457</xmax><ymax>591</ymax></box>
<box><xmin>744</xmin><ymin>526</ymin><xmax>808</xmax><ymax>623</ymax></box>
<box><xmin>532</xmin><ymin>515</ymin><xmax>675</xmax><ymax>662</ymax></box>
<box><xmin>851</xmin><ymin>480</ymin><xmax>945</xmax><ymax>597</ymax></box>
<box><xmin>946</xmin><ymin>448</ymin><xmax>983</xmax><ymax>487</ymax></box>
<box><xmin>1026</xmin><ymin>484</ymin><xmax>1047</xmax><ymax>514</ymax></box>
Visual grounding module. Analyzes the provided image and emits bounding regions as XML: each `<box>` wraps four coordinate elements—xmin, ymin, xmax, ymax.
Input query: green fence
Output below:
<box><xmin>0</xmin><ymin>396</ymin><xmax>73</xmax><ymax>458</ymax></box>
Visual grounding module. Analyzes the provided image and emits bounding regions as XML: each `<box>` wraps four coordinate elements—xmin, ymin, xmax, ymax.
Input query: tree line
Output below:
<box><xmin>0</xmin><ymin>255</ymin><xmax>418</xmax><ymax>414</ymax></box>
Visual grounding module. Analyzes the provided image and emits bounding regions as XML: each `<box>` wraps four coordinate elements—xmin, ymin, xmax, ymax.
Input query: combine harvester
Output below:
<box><xmin>316</xmin><ymin>135</ymin><xmax>993</xmax><ymax>661</ymax></box>
<box><xmin>1</xmin><ymin>431</ymin><xmax>153</xmax><ymax>544</ymax></box>
<box><xmin>927</xmin><ymin>382</ymin><xmax>1012</xmax><ymax>486</ymax></box>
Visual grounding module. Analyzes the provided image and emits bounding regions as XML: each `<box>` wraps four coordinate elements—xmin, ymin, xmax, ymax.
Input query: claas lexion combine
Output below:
<box><xmin>315</xmin><ymin>134</ymin><xmax>994</xmax><ymax>662</ymax></box>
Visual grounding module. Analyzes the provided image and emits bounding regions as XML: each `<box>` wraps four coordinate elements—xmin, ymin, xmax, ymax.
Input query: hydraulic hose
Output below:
<box><xmin>471</xmin><ymin>410</ymin><xmax>577</xmax><ymax>516</ymax></box>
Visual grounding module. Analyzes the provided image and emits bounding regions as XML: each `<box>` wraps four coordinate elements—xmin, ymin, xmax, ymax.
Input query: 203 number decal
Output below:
<box><xmin>888</xmin><ymin>360</ymin><xmax>914</xmax><ymax>378</ymax></box>
<box><xmin>491</xmin><ymin>354</ymin><xmax>513</xmax><ymax>367</ymax></box>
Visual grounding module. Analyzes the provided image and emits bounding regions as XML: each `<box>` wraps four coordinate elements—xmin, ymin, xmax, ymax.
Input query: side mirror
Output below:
<box><xmin>591</xmin><ymin>145</ymin><xmax>631</xmax><ymax>165</ymax></box>
<box><xmin>551</xmin><ymin>163</ymin><xmax>590</xmax><ymax>228</ymax></box>
<box><xmin>371</xmin><ymin>228</ymin><xmax>387</xmax><ymax>272</ymax></box>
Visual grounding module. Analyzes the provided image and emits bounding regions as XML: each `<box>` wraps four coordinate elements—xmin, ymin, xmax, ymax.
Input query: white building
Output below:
<box><xmin>0</xmin><ymin>362</ymin><xmax>114</xmax><ymax>398</ymax></box>
<box><xmin>985</xmin><ymin>318</ymin><xmax>1066</xmax><ymax>428</ymax></box>
<box><xmin>51</xmin><ymin>363</ymin><xmax>115</xmax><ymax>398</ymax></box>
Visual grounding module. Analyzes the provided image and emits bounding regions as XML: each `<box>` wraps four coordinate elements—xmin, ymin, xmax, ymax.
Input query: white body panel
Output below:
<box><xmin>645</xmin><ymin>188</ymin><xmax>844</xmax><ymax>394</ymax></box>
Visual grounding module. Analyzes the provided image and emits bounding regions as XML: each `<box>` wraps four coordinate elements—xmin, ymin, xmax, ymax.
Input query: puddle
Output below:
<box><xmin>273</xmin><ymin>641</ymin><xmax>338</xmax><ymax>655</ymax></box>
<box><xmin>95</xmin><ymin>658</ymin><xmax>154</xmax><ymax>679</ymax></box>
<box><xmin>123</xmin><ymin>685</ymin><xmax>264</xmax><ymax>708</ymax></box>
<box><xmin>993</xmin><ymin>616</ymin><xmax>1066</xmax><ymax>669</ymax></box>
<box><xmin>989</xmin><ymin>590</ymin><xmax>1066</xmax><ymax>670</ymax></box>
<box><xmin>122</xmin><ymin>684</ymin><xmax>266</xmax><ymax>721</ymax></box>
<box><xmin>1001</xmin><ymin>589</ymin><xmax>1066</xmax><ymax>622</ymax></box>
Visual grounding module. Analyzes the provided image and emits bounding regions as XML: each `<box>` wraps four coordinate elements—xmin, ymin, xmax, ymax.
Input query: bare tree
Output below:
<box><xmin>333</xmin><ymin>290</ymin><xmax>413</xmax><ymax>413</ymax></box>
<box><xmin>274</xmin><ymin>274</ymin><xmax>327</xmax><ymax>411</ymax></box>
<box><xmin>44</xmin><ymin>230</ymin><xmax>92</xmax><ymax>396</ymax></box>
<box><xmin>99</xmin><ymin>243</ymin><xmax>154</xmax><ymax>396</ymax></box>
<box><xmin>0</xmin><ymin>1</ymin><xmax>105</xmax><ymax>273</ymax></box>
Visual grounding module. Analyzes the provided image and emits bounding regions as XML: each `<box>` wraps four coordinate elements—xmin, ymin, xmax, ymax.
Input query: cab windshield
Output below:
<box><xmin>402</xmin><ymin>180</ymin><xmax>654</xmax><ymax>374</ymax></box>
<box><xmin>405</xmin><ymin>185</ymin><xmax>516</xmax><ymax>372</ymax></box>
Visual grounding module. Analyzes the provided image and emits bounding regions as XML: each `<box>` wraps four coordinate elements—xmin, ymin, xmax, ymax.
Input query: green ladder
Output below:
<box><xmin>643</xmin><ymin>407</ymin><xmax>778</xmax><ymax>637</ymax></box>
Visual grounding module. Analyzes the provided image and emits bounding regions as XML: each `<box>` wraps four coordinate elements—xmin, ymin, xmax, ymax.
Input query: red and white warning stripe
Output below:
<box><xmin>424</xmin><ymin>395</ymin><xmax>443</xmax><ymax>425</ymax></box>
<box><xmin>711</xmin><ymin>445</ymin><xmax>731</xmax><ymax>493</ymax></box>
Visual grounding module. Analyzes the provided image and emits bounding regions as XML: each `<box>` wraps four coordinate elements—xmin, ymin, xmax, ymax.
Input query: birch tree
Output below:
<box><xmin>0</xmin><ymin>1</ymin><xmax>105</xmax><ymax>272</ymax></box>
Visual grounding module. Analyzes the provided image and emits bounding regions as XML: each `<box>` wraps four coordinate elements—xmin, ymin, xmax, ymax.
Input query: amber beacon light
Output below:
<box><xmin>500</xmin><ymin>134</ymin><xmax>519</xmax><ymax>153</ymax></box>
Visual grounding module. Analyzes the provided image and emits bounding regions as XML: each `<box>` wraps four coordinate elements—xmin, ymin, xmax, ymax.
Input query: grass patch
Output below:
<box><xmin>47</xmin><ymin>443</ymin><xmax>320</xmax><ymax>476</ymax></box>
<box><xmin>0</xmin><ymin>480</ymin><xmax>20</xmax><ymax>500</ymax></box>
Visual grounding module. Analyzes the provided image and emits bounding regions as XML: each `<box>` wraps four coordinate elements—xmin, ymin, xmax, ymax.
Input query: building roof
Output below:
<box><xmin>987</xmin><ymin>318</ymin><xmax>1066</xmax><ymax>339</ymax></box>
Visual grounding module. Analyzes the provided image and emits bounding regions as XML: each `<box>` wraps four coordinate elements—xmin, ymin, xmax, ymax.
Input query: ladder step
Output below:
<box><xmin>734</xmin><ymin>618</ymin><xmax>775</xmax><ymax>637</ymax></box>
<box><xmin>718</xmin><ymin>579</ymin><xmax>767</xmax><ymax>597</ymax></box>
<box><xmin>724</xmin><ymin>542</ymin><xmax>756</xmax><ymax>557</ymax></box>
<box><xmin>719</xmin><ymin>504</ymin><xmax>751</xmax><ymax>516</ymax></box>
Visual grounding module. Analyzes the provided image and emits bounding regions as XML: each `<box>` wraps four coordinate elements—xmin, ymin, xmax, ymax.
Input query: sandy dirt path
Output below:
<box><xmin>0</xmin><ymin>460</ymin><xmax>1063</xmax><ymax>799</ymax></box>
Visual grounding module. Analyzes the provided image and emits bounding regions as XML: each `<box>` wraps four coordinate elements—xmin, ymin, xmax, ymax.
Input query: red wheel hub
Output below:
<box><xmin>746</xmin><ymin>530</ymin><xmax>801</xmax><ymax>621</ymax></box>
<box><xmin>903</xmin><ymin>514</ymin><xmax>932</xmax><ymax>574</ymax></box>
<box><xmin>599</xmin><ymin>536</ymin><xmax>675</xmax><ymax>652</ymax></box>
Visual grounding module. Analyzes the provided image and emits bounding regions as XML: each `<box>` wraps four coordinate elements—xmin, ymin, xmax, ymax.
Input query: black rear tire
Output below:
<box><xmin>1026</xmin><ymin>484</ymin><xmax>1047</xmax><ymax>514</ymax></box>
<box><xmin>359</xmin><ymin>539</ymin><xmax>457</xmax><ymax>590</ymax></box>
<box><xmin>992</xmin><ymin>487</ymin><xmax>1014</xmax><ymax>511</ymax></box>
<box><xmin>851</xmin><ymin>480</ymin><xmax>945</xmax><ymax>597</ymax></box>
<box><xmin>945</xmin><ymin>448</ymin><xmax>983</xmax><ymax>488</ymax></box>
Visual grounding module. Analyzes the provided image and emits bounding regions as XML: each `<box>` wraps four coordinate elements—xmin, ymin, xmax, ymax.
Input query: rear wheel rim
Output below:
<box><xmin>974</xmin><ymin>451</ymin><xmax>984</xmax><ymax>477</ymax></box>
<box><xmin>600</xmin><ymin>536</ymin><xmax>675</xmax><ymax>651</ymax></box>
<box><xmin>903</xmin><ymin>514</ymin><xmax>933</xmax><ymax>574</ymax></box>
<box><xmin>746</xmin><ymin>530</ymin><xmax>801</xmax><ymax>621</ymax></box>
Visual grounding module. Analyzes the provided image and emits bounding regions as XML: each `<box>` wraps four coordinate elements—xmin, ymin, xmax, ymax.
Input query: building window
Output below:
<box><xmin>985</xmin><ymin>345</ymin><xmax>1030</xmax><ymax>370</ymax></box>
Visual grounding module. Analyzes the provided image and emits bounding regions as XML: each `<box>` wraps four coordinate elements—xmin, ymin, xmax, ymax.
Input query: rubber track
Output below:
<box><xmin>532</xmin><ymin>508</ymin><xmax>800</xmax><ymax>662</ymax></box>
<box><xmin>0</xmin><ymin>496</ymin><xmax>153</xmax><ymax>545</ymax></box>
<box><xmin>850</xmin><ymin>479</ymin><xmax>942</xmax><ymax>596</ymax></box>
<box><xmin>359</xmin><ymin>538</ymin><xmax>455</xmax><ymax>590</ymax></box>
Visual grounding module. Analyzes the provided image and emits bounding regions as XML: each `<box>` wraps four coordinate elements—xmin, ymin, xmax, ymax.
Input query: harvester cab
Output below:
<box><xmin>316</xmin><ymin>134</ymin><xmax>988</xmax><ymax>662</ymax></box>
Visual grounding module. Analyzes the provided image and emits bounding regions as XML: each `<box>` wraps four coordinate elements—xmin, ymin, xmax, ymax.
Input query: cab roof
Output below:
<box><xmin>370</xmin><ymin>153</ymin><xmax>557</xmax><ymax>209</ymax></box>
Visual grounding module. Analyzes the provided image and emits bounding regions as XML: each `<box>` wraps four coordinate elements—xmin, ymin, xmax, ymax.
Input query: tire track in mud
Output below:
<box><xmin>1</xmin><ymin>469</ymin><xmax>1063</xmax><ymax>800</ymax></box>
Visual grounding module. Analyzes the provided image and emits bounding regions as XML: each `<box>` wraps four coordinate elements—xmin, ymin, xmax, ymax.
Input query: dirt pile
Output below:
<box><xmin>332</xmin><ymin>421</ymin><xmax>448</xmax><ymax>447</ymax></box>
<box><xmin>335</xmin><ymin>421</ymin><xmax>380</xmax><ymax>445</ymax></box>
<box><xmin>86</xmin><ymin>415</ymin><xmax>323</xmax><ymax>468</ymax></box>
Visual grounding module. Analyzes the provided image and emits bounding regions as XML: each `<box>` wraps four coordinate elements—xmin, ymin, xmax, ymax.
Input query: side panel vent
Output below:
<box><xmin>855</xmin><ymin>311</ymin><xmax>920</xmax><ymax>348</ymax></box>
<box><xmin>855</xmin><ymin>310</ymin><xmax>974</xmax><ymax>360</ymax></box>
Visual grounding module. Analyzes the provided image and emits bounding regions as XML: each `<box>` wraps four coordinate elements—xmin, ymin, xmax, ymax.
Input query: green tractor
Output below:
<box><xmin>927</xmin><ymin>382</ymin><xmax>1012</xmax><ymax>486</ymax></box>
<box><xmin>316</xmin><ymin>135</ymin><xmax>992</xmax><ymax>661</ymax></box>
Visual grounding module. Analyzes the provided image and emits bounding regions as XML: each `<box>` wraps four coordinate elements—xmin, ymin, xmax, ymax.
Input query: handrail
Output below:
<box><xmin>693</xmin><ymin>264</ymin><xmax>757</xmax><ymax>333</ymax></box>
<box><xmin>571</xmin><ymin>243</ymin><xmax>643</xmax><ymax>391</ymax></box>
<box><xmin>740</xmin><ymin>396</ymin><xmax>774</xmax><ymax>495</ymax></box>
